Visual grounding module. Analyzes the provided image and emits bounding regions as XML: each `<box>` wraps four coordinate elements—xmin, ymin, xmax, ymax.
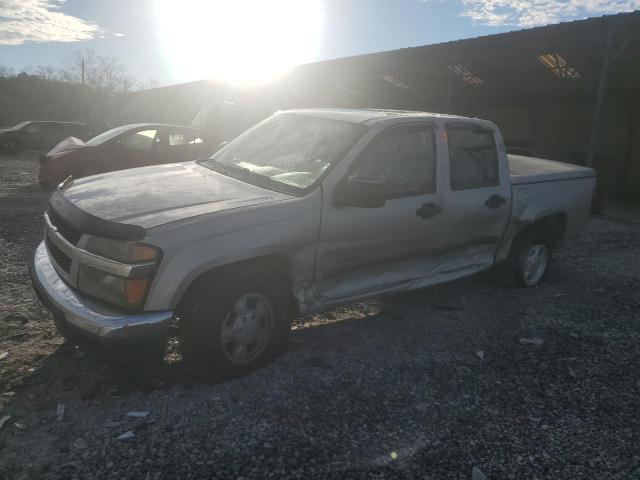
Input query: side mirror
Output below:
<box><xmin>333</xmin><ymin>178</ymin><xmax>386</xmax><ymax>208</ymax></box>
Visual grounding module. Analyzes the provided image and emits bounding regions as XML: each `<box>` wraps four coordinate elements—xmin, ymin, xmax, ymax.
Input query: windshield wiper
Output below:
<box><xmin>199</xmin><ymin>158</ymin><xmax>300</xmax><ymax>195</ymax></box>
<box><xmin>223</xmin><ymin>163</ymin><xmax>287</xmax><ymax>190</ymax></box>
<box><xmin>199</xmin><ymin>158</ymin><xmax>228</xmax><ymax>173</ymax></box>
<box><xmin>223</xmin><ymin>163</ymin><xmax>255</xmax><ymax>176</ymax></box>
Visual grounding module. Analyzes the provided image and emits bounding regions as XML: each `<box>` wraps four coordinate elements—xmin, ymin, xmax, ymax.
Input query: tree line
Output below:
<box><xmin>0</xmin><ymin>50</ymin><xmax>159</xmax><ymax>128</ymax></box>
<box><xmin>0</xmin><ymin>49</ymin><xmax>159</xmax><ymax>94</ymax></box>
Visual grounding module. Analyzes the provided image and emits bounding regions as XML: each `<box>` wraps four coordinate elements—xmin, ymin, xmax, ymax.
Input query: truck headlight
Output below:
<box><xmin>84</xmin><ymin>236</ymin><xmax>159</xmax><ymax>263</ymax></box>
<box><xmin>78</xmin><ymin>266</ymin><xmax>151</xmax><ymax>308</ymax></box>
<box><xmin>78</xmin><ymin>236</ymin><xmax>161</xmax><ymax>309</ymax></box>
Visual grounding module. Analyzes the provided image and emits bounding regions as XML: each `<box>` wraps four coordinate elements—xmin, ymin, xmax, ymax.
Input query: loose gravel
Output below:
<box><xmin>1</xmin><ymin>156</ymin><xmax>639</xmax><ymax>479</ymax></box>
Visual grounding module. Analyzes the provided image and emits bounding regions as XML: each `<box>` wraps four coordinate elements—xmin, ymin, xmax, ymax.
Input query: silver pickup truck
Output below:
<box><xmin>31</xmin><ymin>109</ymin><xmax>596</xmax><ymax>376</ymax></box>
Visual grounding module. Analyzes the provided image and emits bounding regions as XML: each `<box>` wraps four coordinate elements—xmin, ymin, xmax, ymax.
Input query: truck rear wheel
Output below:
<box><xmin>510</xmin><ymin>227</ymin><xmax>551</xmax><ymax>287</ymax></box>
<box><xmin>179</xmin><ymin>270</ymin><xmax>293</xmax><ymax>378</ymax></box>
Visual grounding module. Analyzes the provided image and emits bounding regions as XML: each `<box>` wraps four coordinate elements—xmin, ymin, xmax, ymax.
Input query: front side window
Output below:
<box><xmin>448</xmin><ymin>125</ymin><xmax>499</xmax><ymax>190</ymax></box>
<box><xmin>169</xmin><ymin>132</ymin><xmax>203</xmax><ymax>146</ymax></box>
<box><xmin>352</xmin><ymin>124</ymin><xmax>437</xmax><ymax>198</ymax></box>
<box><xmin>86</xmin><ymin>126</ymin><xmax>132</xmax><ymax>146</ymax></box>
<box><xmin>200</xmin><ymin>114</ymin><xmax>365</xmax><ymax>191</ymax></box>
<box><xmin>24</xmin><ymin>123</ymin><xmax>40</xmax><ymax>134</ymax></box>
<box><xmin>122</xmin><ymin>129</ymin><xmax>158</xmax><ymax>151</ymax></box>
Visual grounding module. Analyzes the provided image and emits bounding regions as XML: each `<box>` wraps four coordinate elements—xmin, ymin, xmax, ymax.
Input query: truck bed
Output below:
<box><xmin>508</xmin><ymin>154</ymin><xmax>595</xmax><ymax>185</ymax></box>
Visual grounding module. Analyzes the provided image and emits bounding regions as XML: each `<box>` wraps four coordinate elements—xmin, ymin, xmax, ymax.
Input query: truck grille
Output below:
<box><xmin>45</xmin><ymin>235</ymin><xmax>72</xmax><ymax>273</ymax></box>
<box><xmin>47</xmin><ymin>208</ymin><xmax>82</xmax><ymax>245</ymax></box>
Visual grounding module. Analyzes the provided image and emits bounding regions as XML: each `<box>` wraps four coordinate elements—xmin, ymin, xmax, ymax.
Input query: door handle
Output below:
<box><xmin>416</xmin><ymin>202</ymin><xmax>442</xmax><ymax>219</ymax></box>
<box><xmin>484</xmin><ymin>194</ymin><xmax>506</xmax><ymax>209</ymax></box>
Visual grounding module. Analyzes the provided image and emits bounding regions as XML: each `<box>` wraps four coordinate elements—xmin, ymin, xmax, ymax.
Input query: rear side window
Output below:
<box><xmin>353</xmin><ymin>124</ymin><xmax>437</xmax><ymax>198</ymax></box>
<box><xmin>48</xmin><ymin>123</ymin><xmax>66</xmax><ymax>136</ymax></box>
<box><xmin>447</xmin><ymin>125</ymin><xmax>499</xmax><ymax>190</ymax></box>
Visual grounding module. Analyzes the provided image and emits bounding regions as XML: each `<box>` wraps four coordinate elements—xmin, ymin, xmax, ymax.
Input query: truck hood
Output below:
<box><xmin>60</xmin><ymin>161</ymin><xmax>292</xmax><ymax>229</ymax></box>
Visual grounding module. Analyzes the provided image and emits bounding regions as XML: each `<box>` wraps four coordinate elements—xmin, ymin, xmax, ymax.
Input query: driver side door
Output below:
<box><xmin>115</xmin><ymin>128</ymin><xmax>160</xmax><ymax>171</ymax></box>
<box><xmin>314</xmin><ymin>122</ymin><xmax>447</xmax><ymax>304</ymax></box>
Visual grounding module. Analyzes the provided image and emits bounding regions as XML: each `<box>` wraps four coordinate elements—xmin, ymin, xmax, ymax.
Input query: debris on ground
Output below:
<box><xmin>0</xmin><ymin>352</ymin><xmax>8</xmax><ymax>361</ymax></box>
<box><xmin>117</xmin><ymin>431</ymin><xmax>135</xmax><ymax>440</ymax></box>
<box><xmin>125</xmin><ymin>411</ymin><xmax>149</xmax><ymax>418</ymax></box>
<box><xmin>56</xmin><ymin>404</ymin><xmax>65</xmax><ymax>421</ymax></box>
<box><xmin>103</xmin><ymin>421</ymin><xmax>123</xmax><ymax>428</ymax></box>
<box><xmin>0</xmin><ymin>415</ymin><xmax>10</xmax><ymax>429</ymax></box>
<box><xmin>475</xmin><ymin>350</ymin><xmax>485</xmax><ymax>360</ymax></box>
<box><xmin>519</xmin><ymin>337</ymin><xmax>545</xmax><ymax>346</ymax></box>
<box><xmin>472</xmin><ymin>466</ymin><xmax>488</xmax><ymax>480</ymax></box>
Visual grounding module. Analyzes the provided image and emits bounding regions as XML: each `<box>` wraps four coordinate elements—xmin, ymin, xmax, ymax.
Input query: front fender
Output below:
<box><xmin>143</xmin><ymin>191</ymin><xmax>322</xmax><ymax>311</ymax></box>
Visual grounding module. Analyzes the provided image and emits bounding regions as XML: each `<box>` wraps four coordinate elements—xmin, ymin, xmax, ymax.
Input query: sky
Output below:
<box><xmin>0</xmin><ymin>0</ymin><xmax>638</xmax><ymax>87</ymax></box>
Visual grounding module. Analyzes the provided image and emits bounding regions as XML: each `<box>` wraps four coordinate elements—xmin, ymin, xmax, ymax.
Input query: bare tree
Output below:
<box><xmin>0</xmin><ymin>65</ymin><xmax>15</xmax><ymax>77</ymax></box>
<box><xmin>136</xmin><ymin>78</ymin><xmax>161</xmax><ymax>91</ymax></box>
<box><xmin>59</xmin><ymin>49</ymin><xmax>136</xmax><ymax>94</ymax></box>
<box><xmin>35</xmin><ymin>65</ymin><xmax>60</xmax><ymax>81</ymax></box>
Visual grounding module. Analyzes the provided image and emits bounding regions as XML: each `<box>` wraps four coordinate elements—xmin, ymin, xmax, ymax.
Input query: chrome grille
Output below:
<box><xmin>45</xmin><ymin>234</ymin><xmax>72</xmax><ymax>273</ymax></box>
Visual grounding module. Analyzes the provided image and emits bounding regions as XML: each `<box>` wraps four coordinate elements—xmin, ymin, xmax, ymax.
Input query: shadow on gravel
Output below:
<box><xmin>2</xmin><ymin>273</ymin><xmax>494</xmax><ymax>400</ymax></box>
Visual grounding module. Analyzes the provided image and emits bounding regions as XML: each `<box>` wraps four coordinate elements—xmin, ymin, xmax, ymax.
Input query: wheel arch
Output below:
<box><xmin>510</xmin><ymin>211</ymin><xmax>568</xmax><ymax>253</ymax></box>
<box><xmin>497</xmin><ymin>211</ymin><xmax>568</xmax><ymax>265</ymax></box>
<box><xmin>175</xmin><ymin>253</ymin><xmax>298</xmax><ymax>317</ymax></box>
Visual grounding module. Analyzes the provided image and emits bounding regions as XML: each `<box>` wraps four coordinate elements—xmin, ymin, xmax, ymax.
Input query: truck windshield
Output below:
<box><xmin>199</xmin><ymin>114</ymin><xmax>366</xmax><ymax>192</ymax></box>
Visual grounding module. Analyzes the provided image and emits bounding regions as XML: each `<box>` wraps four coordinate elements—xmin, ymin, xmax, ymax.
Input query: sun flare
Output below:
<box><xmin>155</xmin><ymin>0</ymin><xmax>324</xmax><ymax>86</ymax></box>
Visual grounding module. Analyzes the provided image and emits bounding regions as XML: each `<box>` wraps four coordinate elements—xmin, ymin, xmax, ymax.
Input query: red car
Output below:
<box><xmin>39</xmin><ymin>123</ymin><xmax>211</xmax><ymax>187</ymax></box>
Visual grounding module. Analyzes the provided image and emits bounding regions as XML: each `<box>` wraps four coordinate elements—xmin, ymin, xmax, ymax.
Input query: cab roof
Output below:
<box><xmin>279</xmin><ymin>108</ymin><xmax>477</xmax><ymax>125</ymax></box>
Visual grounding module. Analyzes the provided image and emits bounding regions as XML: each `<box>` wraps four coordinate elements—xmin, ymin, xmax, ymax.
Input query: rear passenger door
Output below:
<box><xmin>440</xmin><ymin>122</ymin><xmax>511</xmax><ymax>270</ymax></box>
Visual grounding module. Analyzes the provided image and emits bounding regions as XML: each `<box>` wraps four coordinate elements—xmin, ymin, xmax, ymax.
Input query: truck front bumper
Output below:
<box><xmin>30</xmin><ymin>241</ymin><xmax>173</xmax><ymax>353</ymax></box>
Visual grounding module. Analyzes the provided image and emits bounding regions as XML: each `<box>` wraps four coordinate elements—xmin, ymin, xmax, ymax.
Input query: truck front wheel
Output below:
<box><xmin>179</xmin><ymin>270</ymin><xmax>293</xmax><ymax>378</ymax></box>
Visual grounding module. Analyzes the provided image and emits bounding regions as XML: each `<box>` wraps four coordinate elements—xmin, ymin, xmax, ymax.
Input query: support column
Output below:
<box><xmin>445</xmin><ymin>50</ymin><xmax>455</xmax><ymax>114</ymax></box>
<box><xmin>587</xmin><ymin>29</ymin><xmax>615</xmax><ymax>167</ymax></box>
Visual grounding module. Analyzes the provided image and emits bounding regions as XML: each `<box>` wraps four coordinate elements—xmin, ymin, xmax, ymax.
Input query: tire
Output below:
<box><xmin>2</xmin><ymin>140</ymin><xmax>18</xmax><ymax>155</ymax></box>
<box><xmin>510</xmin><ymin>227</ymin><xmax>551</xmax><ymax>287</ymax></box>
<box><xmin>179</xmin><ymin>268</ymin><xmax>293</xmax><ymax>379</ymax></box>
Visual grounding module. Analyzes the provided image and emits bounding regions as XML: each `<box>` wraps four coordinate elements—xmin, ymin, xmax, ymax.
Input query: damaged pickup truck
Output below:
<box><xmin>31</xmin><ymin>109</ymin><xmax>596</xmax><ymax>376</ymax></box>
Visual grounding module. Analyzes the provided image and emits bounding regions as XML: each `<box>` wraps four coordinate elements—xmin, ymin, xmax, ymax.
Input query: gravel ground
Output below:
<box><xmin>1</xmin><ymin>156</ymin><xmax>639</xmax><ymax>479</ymax></box>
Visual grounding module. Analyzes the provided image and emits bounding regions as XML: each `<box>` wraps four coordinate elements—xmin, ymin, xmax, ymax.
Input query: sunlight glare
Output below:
<box><xmin>155</xmin><ymin>0</ymin><xmax>324</xmax><ymax>86</ymax></box>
